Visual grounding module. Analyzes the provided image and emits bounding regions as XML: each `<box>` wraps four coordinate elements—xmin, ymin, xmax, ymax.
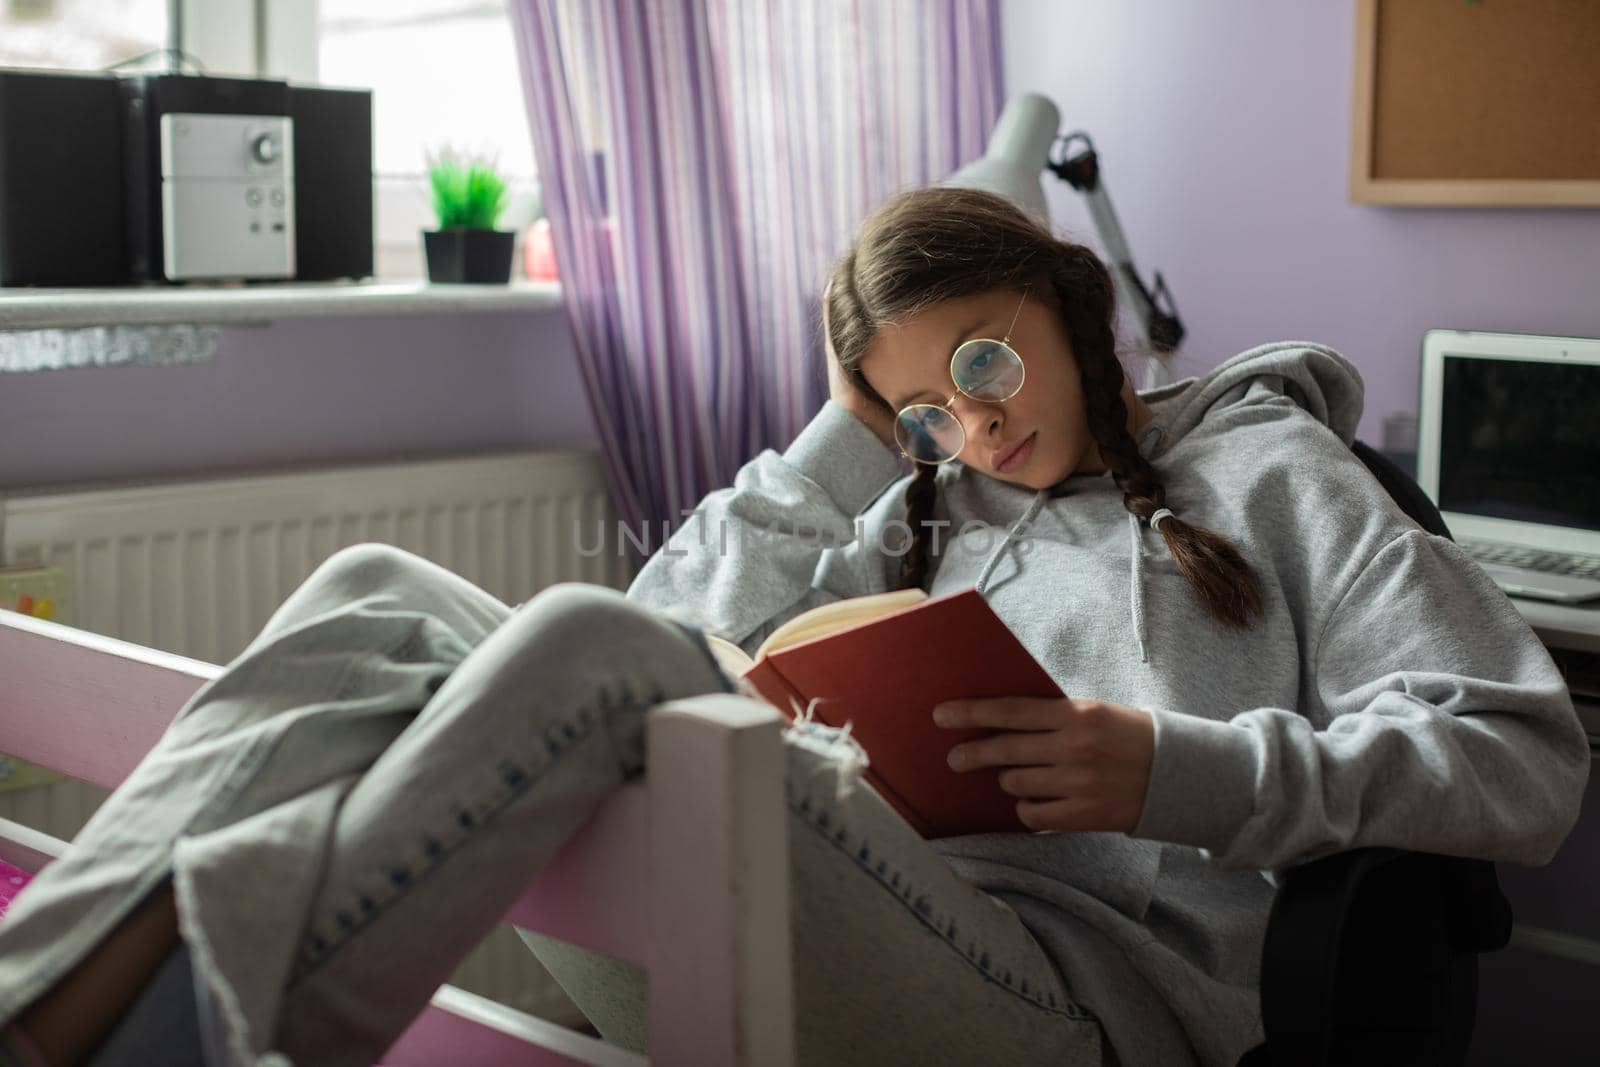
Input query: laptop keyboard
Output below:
<box><xmin>1462</xmin><ymin>541</ymin><xmax>1600</xmax><ymax>579</ymax></box>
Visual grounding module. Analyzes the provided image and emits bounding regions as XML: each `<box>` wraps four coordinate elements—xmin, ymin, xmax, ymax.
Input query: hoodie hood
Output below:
<box><xmin>970</xmin><ymin>341</ymin><xmax>1366</xmax><ymax>662</ymax></box>
<box><xmin>1136</xmin><ymin>340</ymin><xmax>1365</xmax><ymax>456</ymax></box>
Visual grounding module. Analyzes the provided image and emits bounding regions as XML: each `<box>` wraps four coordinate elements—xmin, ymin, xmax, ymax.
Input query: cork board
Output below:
<box><xmin>1350</xmin><ymin>0</ymin><xmax>1600</xmax><ymax>206</ymax></box>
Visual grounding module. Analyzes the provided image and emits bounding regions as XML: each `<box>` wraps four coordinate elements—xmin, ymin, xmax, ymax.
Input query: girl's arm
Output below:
<box><xmin>1132</xmin><ymin>528</ymin><xmax>1591</xmax><ymax>873</ymax></box>
<box><xmin>626</xmin><ymin>400</ymin><xmax>907</xmax><ymax>657</ymax></box>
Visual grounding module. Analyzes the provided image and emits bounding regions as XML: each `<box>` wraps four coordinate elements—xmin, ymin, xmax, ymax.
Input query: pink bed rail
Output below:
<box><xmin>0</xmin><ymin>607</ymin><xmax>794</xmax><ymax>1065</ymax></box>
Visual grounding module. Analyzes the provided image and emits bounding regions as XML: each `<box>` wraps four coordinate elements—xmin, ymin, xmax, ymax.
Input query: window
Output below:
<box><xmin>316</xmin><ymin>0</ymin><xmax>542</xmax><ymax>279</ymax></box>
<box><xmin>0</xmin><ymin>0</ymin><xmax>167</xmax><ymax>71</ymax></box>
<box><xmin>0</xmin><ymin>1</ymin><xmax>541</xmax><ymax>281</ymax></box>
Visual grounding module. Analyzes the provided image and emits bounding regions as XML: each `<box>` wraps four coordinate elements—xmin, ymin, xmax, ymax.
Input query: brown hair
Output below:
<box><xmin>824</xmin><ymin>186</ymin><xmax>1262</xmax><ymax>631</ymax></box>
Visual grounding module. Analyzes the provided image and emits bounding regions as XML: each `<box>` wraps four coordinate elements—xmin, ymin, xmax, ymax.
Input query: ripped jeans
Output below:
<box><xmin>0</xmin><ymin>544</ymin><xmax>1104</xmax><ymax>1066</ymax></box>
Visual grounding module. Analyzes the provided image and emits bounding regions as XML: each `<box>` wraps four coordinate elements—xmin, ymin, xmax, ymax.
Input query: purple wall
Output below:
<box><xmin>9</xmin><ymin>1</ymin><xmax>1596</xmax><ymax>490</ymax></box>
<box><xmin>1002</xmin><ymin>0</ymin><xmax>1600</xmax><ymax>444</ymax></box>
<box><xmin>0</xmin><ymin>310</ymin><xmax>598</xmax><ymax>489</ymax></box>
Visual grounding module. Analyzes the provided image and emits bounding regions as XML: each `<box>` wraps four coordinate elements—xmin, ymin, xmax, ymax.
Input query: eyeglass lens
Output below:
<box><xmin>893</xmin><ymin>341</ymin><xmax>1025</xmax><ymax>463</ymax></box>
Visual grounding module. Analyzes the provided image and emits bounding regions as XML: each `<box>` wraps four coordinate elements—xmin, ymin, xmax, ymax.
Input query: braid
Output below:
<box><xmin>1056</xmin><ymin>251</ymin><xmax>1264</xmax><ymax>630</ymax></box>
<box><xmin>896</xmin><ymin>460</ymin><xmax>940</xmax><ymax>591</ymax></box>
<box><xmin>822</xmin><ymin>185</ymin><xmax>1263</xmax><ymax>631</ymax></box>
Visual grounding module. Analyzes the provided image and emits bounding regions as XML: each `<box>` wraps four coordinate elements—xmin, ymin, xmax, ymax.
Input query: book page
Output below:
<box><xmin>703</xmin><ymin>632</ymin><xmax>755</xmax><ymax>676</ymax></box>
<box><xmin>754</xmin><ymin>588</ymin><xmax>929</xmax><ymax>659</ymax></box>
<box><xmin>688</xmin><ymin>588</ymin><xmax>932</xmax><ymax>677</ymax></box>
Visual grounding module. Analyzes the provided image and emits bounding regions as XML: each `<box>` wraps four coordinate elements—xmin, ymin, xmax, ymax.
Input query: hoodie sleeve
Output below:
<box><xmin>625</xmin><ymin>400</ymin><xmax>907</xmax><ymax>656</ymax></box>
<box><xmin>1133</xmin><ymin>528</ymin><xmax>1591</xmax><ymax>873</ymax></box>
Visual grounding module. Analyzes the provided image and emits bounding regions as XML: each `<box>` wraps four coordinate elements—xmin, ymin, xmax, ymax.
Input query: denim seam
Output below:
<box><xmin>787</xmin><ymin>786</ymin><xmax>1098</xmax><ymax>1024</ymax></box>
<box><xmin>288</xmin><ymin>677</ymin><xmax>666</xmax><ymax>983</ymax></box>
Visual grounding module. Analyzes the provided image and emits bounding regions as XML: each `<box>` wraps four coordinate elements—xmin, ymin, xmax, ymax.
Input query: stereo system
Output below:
<box><xmin>0</xmin><ymin>68</ymin><xmax>373</xmax><ymax>286</ymax></box>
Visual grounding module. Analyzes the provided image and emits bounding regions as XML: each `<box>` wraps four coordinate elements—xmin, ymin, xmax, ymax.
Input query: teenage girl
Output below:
<box><xmin>0</xmin><ymin>186</ymin><xmax>1587</xmax><ymax>1067</ymax></box>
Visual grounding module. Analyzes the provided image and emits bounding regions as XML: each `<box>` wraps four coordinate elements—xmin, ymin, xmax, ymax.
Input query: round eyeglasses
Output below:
<box><xmin>893</xmin><ymin>291</ymin><xmax>1028</xmax><ymax>464</ymax></box>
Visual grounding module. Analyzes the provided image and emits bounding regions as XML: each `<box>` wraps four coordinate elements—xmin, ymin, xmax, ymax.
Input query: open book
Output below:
<box><xmin>701</xmin><ymin>588</ymin><xmax>1062</xmax><ymax>838</ymax></box>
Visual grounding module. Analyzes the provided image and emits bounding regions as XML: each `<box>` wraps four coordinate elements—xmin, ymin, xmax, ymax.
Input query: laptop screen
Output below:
<box><xmin>1438</xmin><ymin>355</ymin><xmax>1600</xmax><ymax>532</ymax></box>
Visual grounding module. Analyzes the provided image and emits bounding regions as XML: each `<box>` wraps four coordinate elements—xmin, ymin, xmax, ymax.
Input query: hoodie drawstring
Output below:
<box><xmin>1128</xmin><ymin>511</ymin><xmax>1151</xmax><ymax>663</ymax></box>
<box><xmin>974</xmin><ymin>489</ymin><xmax>1048</xmax><ymax>596</ymax></box>
<box><xmin>972</xmin><ymin>488</ymin><xmax>1156</xmax><ymax>666</ymax></box>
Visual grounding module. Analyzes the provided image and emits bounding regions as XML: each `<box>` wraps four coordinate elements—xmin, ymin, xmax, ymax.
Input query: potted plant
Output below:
<box><xmin>423</xmin><ymin>148</ymin><xmax>515</xmax><ymax>284</ymax></box>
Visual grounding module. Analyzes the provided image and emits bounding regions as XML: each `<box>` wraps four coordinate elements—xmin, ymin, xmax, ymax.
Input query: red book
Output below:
<box><xmin>705</xmin><ymin>588</ymin><xmax>1062</xmax><ymax>838</ymax></box>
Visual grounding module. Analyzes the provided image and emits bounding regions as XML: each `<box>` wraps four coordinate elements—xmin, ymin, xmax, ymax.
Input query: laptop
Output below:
<box><xmin>1417</xmin><ymin>329</ymin><xmax>1600</xmax><ymax>605</ymax></box>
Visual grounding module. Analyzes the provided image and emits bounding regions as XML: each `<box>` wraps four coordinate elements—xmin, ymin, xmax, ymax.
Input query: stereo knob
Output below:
<box><xmin>252</xmin><ymin>133</ymin><xmax>279</xmax><ymax>164</ymax></box>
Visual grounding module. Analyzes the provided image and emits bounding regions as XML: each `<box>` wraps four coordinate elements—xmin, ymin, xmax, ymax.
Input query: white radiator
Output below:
<box><xmin>0</xmin><ymin>448</ymin><xmax>635</xmax><ymax>1025</ymax></box>
<box><xmin>0</xmin><ymin>449</ymin><xmax>632</xmax><ymax>662</ymax></box>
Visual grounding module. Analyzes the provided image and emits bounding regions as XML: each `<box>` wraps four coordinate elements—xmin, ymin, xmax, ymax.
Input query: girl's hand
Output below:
<box><xmin>933</xmin><ymin>695</ymin><xmax>1156</xmax><ymax>833</ymax></box>
<box><xmin>821</xmin><ymin>283</ymin><xmax>900</xmax><ymax>451</ymax></box>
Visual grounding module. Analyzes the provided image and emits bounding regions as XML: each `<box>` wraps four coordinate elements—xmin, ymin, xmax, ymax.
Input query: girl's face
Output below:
<box><xmin>858</xmin><ymin>288</ymin><xmax>1109</xmax><ymax>490</ymax></box>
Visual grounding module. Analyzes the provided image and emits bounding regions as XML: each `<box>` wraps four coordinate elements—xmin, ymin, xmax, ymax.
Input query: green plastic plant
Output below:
<box><xmin>426</xmin><ymin>148</ymin><xmax>510</xmax><ymax>231</ymax></box>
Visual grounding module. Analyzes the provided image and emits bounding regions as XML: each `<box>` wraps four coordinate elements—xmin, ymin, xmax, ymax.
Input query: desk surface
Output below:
<box><xmin>1511</xmin><ymin>596</ymin><xmax>1600</xmax><ymax>655</ymax></box>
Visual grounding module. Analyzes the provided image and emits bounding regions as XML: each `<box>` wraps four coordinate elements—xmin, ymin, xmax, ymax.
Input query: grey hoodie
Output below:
<box><xmin>625</xmin><ymin>341</ymin><xmax>1591</xmax><ymax>1066</ymax></box>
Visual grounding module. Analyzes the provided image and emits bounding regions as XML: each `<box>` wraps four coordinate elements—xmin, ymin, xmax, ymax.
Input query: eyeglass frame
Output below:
<box><xmin>893</xmin><ymin>287</ymin><xmax>1030</xmax><ymax>465</ymax></box>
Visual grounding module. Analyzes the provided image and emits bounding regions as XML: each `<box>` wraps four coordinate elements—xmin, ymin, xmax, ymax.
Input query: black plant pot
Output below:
<box><xmin>423</xmin><ymin>229</ymin><xmax>516</xmax><ymax>284</ymax></box>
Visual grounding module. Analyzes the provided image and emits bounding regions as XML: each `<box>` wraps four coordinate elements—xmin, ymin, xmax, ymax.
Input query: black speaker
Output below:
<box><xmin>120</xmin><ymin>73</ymin><xmax>291</xmax><ymax>283</ymax></box>
<box><xmin>288</xmin><ymin>84</ymin><xmax>373</xmax><ymax>281</ymax></box>
<box><xmin>0</xmin><ymin>69</ymin><xmax>373</xmax><ymax>286</ymax></box>
<box><xmin>0</xmin><ymin>68</ymin><xmax>128</xmax><ymax>286</ymax></box>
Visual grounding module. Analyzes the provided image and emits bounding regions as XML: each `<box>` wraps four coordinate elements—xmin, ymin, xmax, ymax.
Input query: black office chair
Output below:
<box><xmin>1237</xmin><ymin>440</ymin><xmax>1514</xmax><ymax>1067</ymax></box>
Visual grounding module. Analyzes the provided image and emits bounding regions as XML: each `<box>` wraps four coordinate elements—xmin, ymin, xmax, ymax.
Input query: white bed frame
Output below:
<box><xmin>0</xmin><ymin>609</ymin><xmax>796</xmax><ymax>1065</ymax></box>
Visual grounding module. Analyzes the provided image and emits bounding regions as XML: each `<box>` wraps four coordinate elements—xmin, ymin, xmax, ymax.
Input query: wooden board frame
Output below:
<box><xmin>1349</xmin><ymin>0</ymin><xmax>1600</xmax><ymax>207</ymax></box>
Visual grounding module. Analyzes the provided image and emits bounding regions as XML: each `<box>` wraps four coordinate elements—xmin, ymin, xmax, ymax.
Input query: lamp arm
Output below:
<box><xmin>1047</xmin><ymin>132</ymin><xmax>1185</xmax><ymax>385</ymax></box>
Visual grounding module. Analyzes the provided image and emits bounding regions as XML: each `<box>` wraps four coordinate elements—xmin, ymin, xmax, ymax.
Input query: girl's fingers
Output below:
<box><xmin>933</xmin><ymin>696</ymin><xmax>1067</xmax><ymax>731</ymax></box>
<box><xmin>947</xmin><ymin>728</ymin><xmax>1058</xmax><ymax>771</ymax></box>
<box><xmin>1014</xmin><ymin>797</ymin><xmax>1103</xmax><ymax>833</ymax></box>
<box><xmin>996</xmin><ymin>766</ymin><xmax>1069</xmax><ymax>798</ymax></box>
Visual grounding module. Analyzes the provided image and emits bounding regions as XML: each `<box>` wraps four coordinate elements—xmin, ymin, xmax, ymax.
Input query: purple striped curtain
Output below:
<box><xmin>508</xmin><ymin>0</ymin><xmax>1003</xmax><ymax>564</ymax></box>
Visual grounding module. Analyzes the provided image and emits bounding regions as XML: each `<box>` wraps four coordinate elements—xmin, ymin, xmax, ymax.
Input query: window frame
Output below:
<box><xmin>249</xmin><ymin>0</ymin><xmax>541</xmax><ymax>280</ymax></box>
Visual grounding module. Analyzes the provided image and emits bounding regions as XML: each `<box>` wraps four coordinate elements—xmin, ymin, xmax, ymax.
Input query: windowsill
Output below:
<box><xmin>0</xmin><ymin>278</ymin><xmax>563</xmax><ymax>330</ymax></box>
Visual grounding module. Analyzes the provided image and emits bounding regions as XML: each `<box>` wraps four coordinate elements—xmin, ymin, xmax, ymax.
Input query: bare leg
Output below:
<box><xmin>11</xmin><ymin>885</ymin><xmax>179</xmax><ymax>1067</ymax></box>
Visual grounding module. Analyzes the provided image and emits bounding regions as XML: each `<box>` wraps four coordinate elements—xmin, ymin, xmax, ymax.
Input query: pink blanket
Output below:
<box><xmin>0</xmin><ymin>858</ymin><xmax>30</xmax><ymax>922</ymax></box>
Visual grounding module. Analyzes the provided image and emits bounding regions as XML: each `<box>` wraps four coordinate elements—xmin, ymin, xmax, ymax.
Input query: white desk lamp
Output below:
<box><xmin>945</xmin><ymin>93</ymin><xmax>1185</xmax><ymax>389</ymax></box>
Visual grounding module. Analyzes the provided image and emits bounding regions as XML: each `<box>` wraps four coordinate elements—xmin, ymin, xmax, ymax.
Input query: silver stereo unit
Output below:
<box><xmin>0</xmin><ymin>69</ymin><xmax>372</xmax><ymax>287</ymax></box>
<box><xmin>160</xmin><ymin>112</ymin><xmax>296</xmax><ymax>281</ymax></box>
